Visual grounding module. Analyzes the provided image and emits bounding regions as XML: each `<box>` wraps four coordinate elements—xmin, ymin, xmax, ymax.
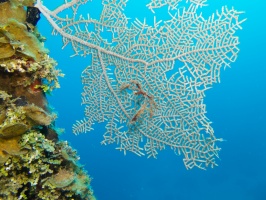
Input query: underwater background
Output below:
<box><xmin>38</xmin><ymin>0</ymin><xmax>266</xmax><ymax>200</ymax></box>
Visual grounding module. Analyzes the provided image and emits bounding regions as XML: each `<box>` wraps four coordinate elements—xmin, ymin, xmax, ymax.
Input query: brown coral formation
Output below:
<box><xmin>47</xmin><ymin>168</ymin><xmax>76</xmax><ymax>188</ymax></box>
<box><xmin>0</xmin><ymin>0</ymin><xmax>63</xmax><ymax>109</ymax></box>
<box><xmin>0</xmin><ymin>136</ymin><xmax>22</xmax><ymax>164</ymax></box>
<box><xmin>0</xmin><ymin>123</ymin><xmax>28</xmax><ymax>138</ymax></box>
<box><xmin>23</xmin><ymin>104</ymin><xmax>53</xmax><ymax>126</ymax></box>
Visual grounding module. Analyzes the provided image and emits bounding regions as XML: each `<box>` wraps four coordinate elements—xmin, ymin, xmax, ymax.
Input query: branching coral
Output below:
<box><xmin>36</xmin><ymin>0</ymin><xmax>245</xmax><ymax>169</ymax></box>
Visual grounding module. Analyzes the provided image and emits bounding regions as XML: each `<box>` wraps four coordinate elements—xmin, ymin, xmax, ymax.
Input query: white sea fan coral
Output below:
<box><xmin>36</xmin><ymin>0</ymin><xmax>245</xmax><ymax>169</ymax></box>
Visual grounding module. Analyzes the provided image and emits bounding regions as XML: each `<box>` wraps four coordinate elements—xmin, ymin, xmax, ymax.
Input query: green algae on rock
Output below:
<box><xmin>0</xmin><ymin>130</ymin><xmax>95</xmax><ymax>199</ymax></box>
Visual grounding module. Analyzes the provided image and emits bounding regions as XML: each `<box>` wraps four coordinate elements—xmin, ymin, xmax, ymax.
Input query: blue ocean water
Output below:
<box><xmin>38</xmin><ymin>0</ymin><xmax>266</xmax><ymax>199</ymax></box>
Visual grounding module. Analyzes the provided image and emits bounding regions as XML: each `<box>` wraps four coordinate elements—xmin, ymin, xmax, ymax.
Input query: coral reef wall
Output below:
<box><xmin>0</xmin><ymin>0</ymin><xmax>95</xmax><ymax>199</ymax></box>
